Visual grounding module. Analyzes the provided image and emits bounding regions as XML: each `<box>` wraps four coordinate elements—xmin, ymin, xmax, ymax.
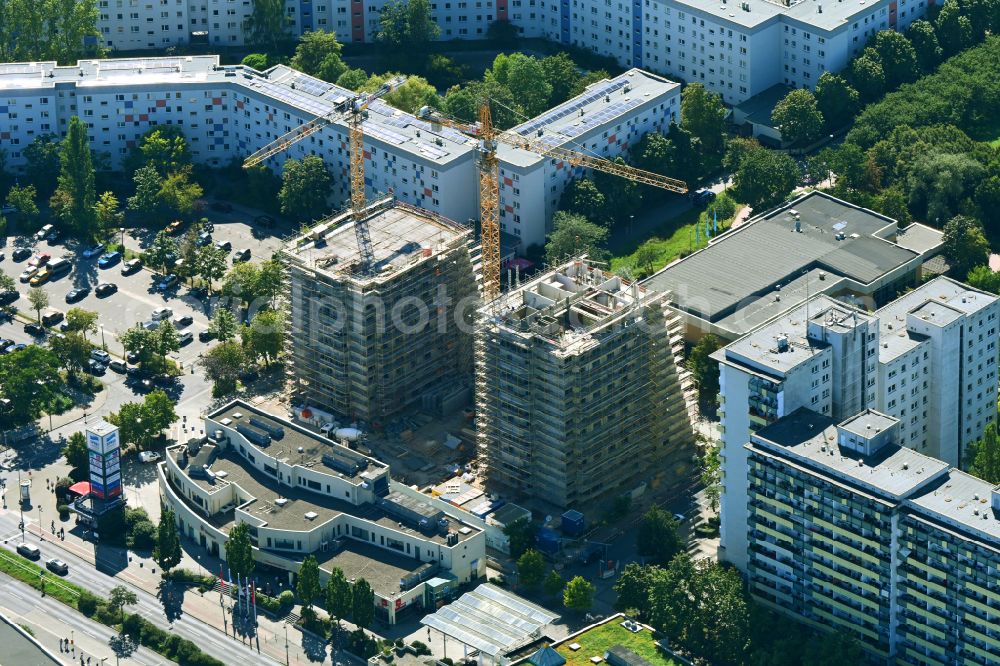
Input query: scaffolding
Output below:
<box><xmin>474</xmin><ymin>259</ymin><xmax>695</xmax><ymax>509</ymax></box>
<box><xmin>284</xmin><ymin>197</ymin><xmax>478</xmax><ymax>424</ymax></box>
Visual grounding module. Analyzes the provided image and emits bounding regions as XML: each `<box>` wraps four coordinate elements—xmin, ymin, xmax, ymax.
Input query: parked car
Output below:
<box><xmin>12</xmin><ymin>247</ymin><xmax>31</xmax><ymax>262</ymax></box>
<box><xmin>82</xmin><ymin>243</ymin><xmax>105</xmax><ymax>259</ymax></box>
<box><xmin>16</xmin><ymin>543</ymin><xmax>40</xmax><ymax>560</ymax></box>
<box><xmin>27</xmin><ymin>253</ymin><xmax>51</xmax><ymax>267</ymax></box>
<box><xmin>165</xmin><ymin>219</ymin><xmax>186</xmax><ymax>235</ymax></box>
<box><xmin>178</xmin><ymin>329</ymin><xmax>193</xmax><ymax>345</ymax></box>
<box><xmin>45</xmin><ymin>229</ymin><xmax>60</xmax><ymax>243</ymax></box>
<box><xmin>0</xmin><ymin>290</ymin><xmax>19</xmax><ymax>305</ymax></box>
<box><xmin>10</xmin><ymin>343</ymin><xmax>25</xmax><ymax>352</ymax></box>
<box><xmin>41</xmin><ymin>310</ymin><xmax>64</xmax><ymax>326</ymax></box>
<box><xmin>233</xmin><ymin>248</ymin><xmax>251</xmax><ymax>263</ymax></box>
<box><xmin>210</xmin><ymin>201</ymin><xmax>233</xmax><ymax>212</ymax></box>
<box><xmin>139</xmin><ymin>451</ymin><xmax>161</xmax><ymax>463</ymax></box>
<box><xmin>97</xmin><ymin>251</ymin><xmax>121</xmax><ymax>268</ymax></box>
<box><xmin>90</xmin><ymin>349</ymin><xmax>111</xmax><ymax>364</ymax></box>
<box><xmin>126</xmin><ymin>350</ymin><xmax>141</xmax><ymax>364</ymax></box>
<box><xmin>86</xmin><ymin>359</ymin><xmax>106</xmax><ymax>375</ymax></box>
<box><xmin>29</xmin><ymin>269</ymin><xmax>51</xmax><ymax>287</ymax></box>
<box><xmin>141</xmin><ymin>319</ymin><xmax>159</xmax><ymax>331</ymax></box>
<box><xmin>198</xmin><ymin>329</ymin><xmax>215</xmax><ymax>342</ymax></box>
<box><xmin>157</xmin><ymin>274</ymin><xmax>178</xmax><ymax>291</ymax></box>
<box><xmin>121</xmin><ymin>257</ymin><xmax>142</xmax><ymax>275</ymax></box>
<box><xmin>196</xmin><ymin>230</ymin><xmax>212</xmax><ymax>246</ymax></box>
<box><xmin>18</xmin><ymin>266</ymin><xmax>39</xmax><ymax>283</ymax></box>
<box><xmin>95</xmin><ymin>282</ymin><xmax>118</xmax><ymax>297</ymax></box>
<box><xmin>215</xmin><ymin>240</ymin><xmax>232</xmax><ymax>252</ymax></box>
<box><xmin>45</xmin><ymin>558</ymin><xmax>68</xmax><ymax>575</ymax></box>
<box><xmin>65</xmin><ymin>287</ymin><xmax>90</xmax><ymax>303</ymax></box>
<box><xmin>24</xmin><ymin>323</ymin><xmax>45</xmax><ymax>337</ymax></box>
<box><xmin>109</xmin><ymin>359</ymin><xmax>128</xmax><ymax>373</ymax></box>
<box><xmin>691</xmin><ymin>189</ymin><xmax>717</xmax><ymax>205</ymax></box>
<box><xmin>172</xmin><ymin>314</ymin><xmax>193</xmax><ymax>327</ymax></box>
<box><xmin>151</xmin><ymin>306</ymin><xmax>173</xmax><ymax>321</ymax></box>
<box><xmin>34</xmin><ymin>224</ymin><xmax>53</xmax><ymax>241</ymax></box>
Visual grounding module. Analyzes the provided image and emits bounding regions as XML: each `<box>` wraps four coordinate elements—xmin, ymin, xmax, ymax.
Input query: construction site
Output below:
<box><xmin>474</xmin><ymin>259</ymin><xmax>696</xmax><ymax>510</ymax></box>
<box><xmin>283</xmin><ymin>196</ymin><xmax>477</xmax><ymax>425</ymax></box>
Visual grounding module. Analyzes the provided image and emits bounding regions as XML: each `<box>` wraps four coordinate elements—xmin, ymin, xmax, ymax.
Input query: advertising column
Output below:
<box><xmin>86</xmin><ymin>421</ymin><xmax>122</xmax><ymax>500</ymax></box>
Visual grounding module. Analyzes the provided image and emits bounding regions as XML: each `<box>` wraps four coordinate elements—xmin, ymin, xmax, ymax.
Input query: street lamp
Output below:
<box><xmin>119</xmin><ymin>227</ymin><xmax>125</xmax><ymax>248</ymax></box>
<box><xmin>100</xmin><ymin>325</ymin><xmax>106</xmax><ymax>349</ymax></box>
<box><xmin>37</xmin><ymin>506</ymin><xmax>42</xmax><ymax>541</ymax></box>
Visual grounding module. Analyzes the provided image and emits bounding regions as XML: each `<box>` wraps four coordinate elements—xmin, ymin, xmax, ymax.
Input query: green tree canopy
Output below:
<box><xmin>543</xmin><ymin>570</ymin><xmax>565</xmax><ymax>598</ymax></box>
<box><xmin>243</xmin><ymin>0</ymin><xmax>290</xmax><ymax>51</ymax></box>
<box><xmin>936</xmin><ymin>0</ymin><xmax>973</xmax><ymax>56</ymax></box>
<box><xmin>200</xmin><ymin>341</ymin><xmax>247</xmax><ymax>397</ymax></box>
<box><xmin>680</xmin><ymin>83</ymin><xmax>727</xmax><ymax>155</ymax></box>
<box><xmin>52</xmin><ymin>116</ymin><xmax>97</xmax><ymax>236</ymax></box>
<box><xmin>964</xmin><ymin>265</ymin><xmax>1000</xmax><ymax>294</ymax></box>
<box><xmin>516</xmin><ymin>549</ymin><xmax>545</xmax><ymax>590</ymax></box>
<box><xmin>870</xmin><ymin>30</ymin><xmax>920</xmax><ymax>88</ymax></box>
<box><xmin>941</xmin><ymin>214</ymin><xmax>990</xmax><ymax>278</ymax></box>
<box><xmin>732</xmin><ymin>147</ymin><xmax>799</xmax><ymax>211</ymax></box>
<box><xmin>62</xmin><ymin>431</ymin><xmax>89</xmax><ymax>479</ymax></box>
<box><xmin>27</xmin><ymin>287</ymin><xmax>49</xmax><ymax>323</ymax></box>
<box><xmin>907</xmin><ymin>152</ymin><xmax>983</xmax><ymax>223</ymax></box>
<box><xmin>242</xmin><ymin>309</ymin><xmax>285</xmax><ymax>365</ymax></box>
<box><xmin>637</xmin><ymin>506</ymin><xmax>683</xmax><ymax>566</ymax></box>
<box><xmin>688</xmin><ymin>333</ymin><xmax>722</xmax><ymax>406</ymax></box>
<box><xmin>503</xmin><ymin>518</ymin><xmax>537</xmax><ymax>559</ymax></box>
<box><xmin>614</xmin><ymin>562</ymin><xmax>660</xmax><ymax>619</ymax></box>
<box><xmin>771</xmin><ymin>89</ymin><xmax>824</xmax><ymax>146</ymax></box>
<box><xmin>850</xmin><ymin>50</ymin><xmax>886</xmax><ymax>102</ymax></box>
<box><xmin>336</xmin><ymin>68</ymin><xmax>370</xmax><ymax>91</ymax></box>
<box><xmin>326</xmin><ymin>567</ymin><xmax>353</xmax><ymax>625</ymax></box>
<box><xmin>967</xmin><ymin>422</ymin><xmax>1000</xmax><ymax>484</ymax></box>
<box><xmin>0</xmin><ymin>0</ymin><xmax>102</xmax><ymax>63</ymax></box>
<box><xmin>297</xmin><ymin>555</ymin><xmax>322</xmax><ymax>609</ymax></box>
<box><xmin>106</xmin><ymin>390</ymin><xmax>176</xmax><ymax>451</ymax></box>
<box><xmin>225</xmin><ymin>523</ymin><xmax>255</xmax><ymax>578</ymax></box>
<box><xmin>539</xmin><ymin>53</ymin><xmax>582</xmax><ymax>106</ymax></box>
<box><xmin>351</xmin><ymin>578</ymin><xmax>375</xmax><ymax>630</ymax></box>
<box><xmin>0</xmin><ymin>346</ymin><xmax>64</xmax><ymax>425</ymax></box>
<box><xmin>545</xmin><ymin>211</ymin><xmax>609</xmax><ymax>264</ymax></box>
<box><xmin>560</xmin><ymin>179</ymin><xmax>608</xmax><ymax>224</ymax></box>
<box><xmin>291</xmin><ymin>30</ymin><xmax>348</xmax><ymax>83</ymax></box>
<box><xmin>23</xmin><ymin>134</ymin><xmax>61</xmax><ymax>197</ymax></box>
<box><xmin>279</xmin><ymin>156</ymin><xmax>331</xmax><ymax>221</ymax></box>
<box><xmin>376</xmin><ymin>0</ymin><xmax>440</xmax><ymax>50</ymax></box>
<box><xmin>904</xmin><ymin>20</ymin><xmax>943</xmax><ymax>73</ymax></box>
<box><xmin>5</xmin><ymin>184</ymin><xmax>40</xmax><ymax>227</ymax></box>
<box><xmin>563</xmin><ymin>576</ymin><xmax>595</xmax><ymax>612</ymax></box>
<box><xmin>154</xmin><ymin>507</ymin><xmax>182</xmax><ymax>572</ymax></box>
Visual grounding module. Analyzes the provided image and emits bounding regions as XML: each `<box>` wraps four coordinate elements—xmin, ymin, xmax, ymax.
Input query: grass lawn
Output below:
<box><xmin>556</xmin><ymin>621</ymin><xmax>680</xmax><ymax>666</ymax></box>
<box><xmin>610</xmin><ymin>197</ymin><xmax>741</xmax><ymax>279</ymax></box>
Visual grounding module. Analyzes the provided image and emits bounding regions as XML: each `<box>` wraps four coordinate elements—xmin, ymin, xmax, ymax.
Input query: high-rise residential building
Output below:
<box><xmin>0</xmin><ymin>56</ymin><xmax>677</xmax><ymax>253</ymax></box>
<box><xmin>745</xmin><ymin>407</ymin><xmax>1000</xmax><ymax>665</ymax></box>
<box><xmin>714</xmin><ymin>276</ymin><xmax>1000</xmax><ymax>570</ymax></box>
<box><xmin>475</xmin><ymin>259</ymin><xmax>695</xmax><ymax>509</ymax></box>
<box><xmin>283</xmin><ymin>196</ymin><xmax>477</xmax><ymax>423</ymax></box>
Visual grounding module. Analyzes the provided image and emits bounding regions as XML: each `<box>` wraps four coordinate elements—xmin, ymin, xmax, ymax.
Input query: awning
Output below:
<box><xmin>67</xmin><ymin>481</ymin><xmax>91</xmax><ymax>496</ymax></box>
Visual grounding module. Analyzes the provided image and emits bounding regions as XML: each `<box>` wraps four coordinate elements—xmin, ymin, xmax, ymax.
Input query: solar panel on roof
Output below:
<box><xmin>293</xmin><ymin>75</ymin><xmax>334</xmax><ymax>97</ymax></box>
<box><xmin>364</xmin><ymin>124</ymin><xmax>408</xmax><ymax>145</ymax></box>
<box><xmin>419</xmin><ymin>145</ymin><xmax>448</xmax><ymax>159</ymax></box>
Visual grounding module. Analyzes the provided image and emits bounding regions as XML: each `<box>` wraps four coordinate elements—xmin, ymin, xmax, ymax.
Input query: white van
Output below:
<box><xmin>34</xmin><ymin>224</ymin><xmax>53</xmax><ymax>241</ymax></box>
<box><xmin>178</xmin><ymin>329</ymin><xmax>193</xmax><ymax>345</ymax></box>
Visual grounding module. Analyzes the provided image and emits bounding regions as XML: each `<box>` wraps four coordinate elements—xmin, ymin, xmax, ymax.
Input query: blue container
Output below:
<box><xmin>561</xmin><ymin>509</ymin><xmax>586</xmax><ymax>536</ymax></box>
<box><xmin>536</xmin><ymin>527</ymin><xmax>561</xmax><ymax>554</ymax></box>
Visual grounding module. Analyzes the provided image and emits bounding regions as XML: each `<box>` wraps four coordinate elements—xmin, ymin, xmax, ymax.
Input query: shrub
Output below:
<box><xmin>57</xmin><ymin>504</ymin><xmax>70</xmax><ymax>519</ymax></box>
<box><xmin>278</xmin><ymin>589</ymin><xmax>295</xmax><ymax>609</ymax></box>
<box><xmin>77</xmin><ymin>592</ymin><xmax>99</xmax><ymax>616</ymax></box>
<box><xmin>412</xmin><ymin>641</ymin><xmax>432</xmax><ymax>656</ymax></box>
<box><xmin>141</xmin><ymin>620</ymin><xmax>169</xmax><ymax>651</ymax></box>
<box><xmin>122</xmin><ymin>613</ymin><xmax>144</xmax><ymax>639</ymax></box>
<box><xmin>95</xmin><ymin>606</ymin><xmax>118</xmax><ymax>626</ymax></box>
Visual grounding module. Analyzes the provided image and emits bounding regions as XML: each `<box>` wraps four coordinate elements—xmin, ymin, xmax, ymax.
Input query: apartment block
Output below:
<box><xmin>283</xmin><ymin>196</ymin><xmax>477</xmax><ymax>423</ymax></box>
<box><xmin>714</xmin><ymin>276</ymin><xmax>1000</xmax><ymax>571</ymax></box>
<box><xmin>159</xmin><ymin>400</ymin><xmax>486</xmax><ymax>623</ymax></box>
<box><xmin>0</xmin><ymin>56</ymin><xmax>674</xmax><ymax>252</ymax></box>
<box><xmin>745</xmin><ymin>407</ymin><xmax>1000</xmax><ymax>664</ymax></box>
<box><xmin>475</xmin><ymin>259</ymin><xmax>694</xmax><ymax>510</ymax></box>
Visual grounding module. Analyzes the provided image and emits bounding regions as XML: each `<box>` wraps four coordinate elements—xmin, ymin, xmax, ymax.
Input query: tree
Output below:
<box><xmin>291</xmin><ymin>30</ymin><xmax>347</xmax><ymax>83</ymax></box>
<box><xmin>200</xmin><ymin>341</ymin><xmax>246</xmax><ymax>397</ymax></box>
<box><xmin>637</xmin><ymin>506</ymin><xmax>683</xmax><ymax>565</ymax></box>
<box><xmin>326</xmin><ymin>567</ymin><xmax>353</xmax><ymax>628</ymax></box>
<box><xmin>5</xmin><ymin>184</ymin><xmax>39</xmax><ymax>227</ymax></box>
<box><xmin>376</xmin><ymin>0</ymin><xmax>440</xmax><ymax>50</ymax></box>
<box><xmin>94</xmin><ymin>191</ymin><xmax>123</xmax><ymax>238</ymax></box>
<box><xmin>503</xmin><ymin>518</ymin><xmax>537</xmax><ymax>559</ymax></box>
<box><xmin>633</xmin><ymin>242</ymin><xmax>660</xmax><ymax>276</ymax></box>
<box><xmin>967</xmin><ymin>422</ymin><xmax>1000</xmax><ymax>483</ymax></box>
<box><xmin>688</xmin><ymin>333</ymin><xmax>722</xmax><ymax>405</ymax></box>
<box><xmin>51</xmin><ymin>116</ymin><xmax>96</xmax><ymax>236</ymax></box>
<box><xmin>560</xmin><ymin>179</ymin><xmax>607</xmax><ymax>224</ymax></box>
<box><xmin>243</xmin><ymin>0</ymin><xmax>290</xmax><ymax>51</ymax></box>
<box><xmin>965</xmin><ymin>265</ymin><xmax>1000</xmax><ymax>294</ymax></box>
<box><xmin>906</xmin><ymin>152</ymin><xmax>984</xmax><ymax>223</ymax></box>
<box><xmin>23</xmin><ymin>134</ymin><xmax>61</xmax><ymax>198</ymax></box>
<box><xmin>146</xmin><ymin>230</ymin><xmax>178</xmax><ymax>270</ymax></box>
<box><xmin>106</xmin><ymin>390</ymin><xmax>176</xmax><ymax>451</ymax></box>
<box><xmin>936</xmin><ymin>0</ymin><xmax>973</xmax><ymax>56</ymax></box>
<box><xmin>635</xmin><ymin>132</ymin><xmax>676</xmax><ymax>175</ymax></box>
<box><xmin>545</xmin><ymin>211</ymin><xmax>609</xmax><ymax>264</ymax></box>
<box><xmin>279</xmin><ymin>156</ymin><xmax>331</xmax><ymax>221</ymax></box>
<box><xmin>849</xmin><ymin>51</ymin><xmax>886</xmax><ymax>103</ymax></box>
<box><xmin>297</xmin><ymin>555</ymin><xmax>322</xmax><ymax>609</ymax></box>
<box><xmin>108</xmin><ymin>585</ymin><xmax>138</xmax><ymax>623</ymax></box>
<box><xmin>368</xmin><ymin>74</ymin><xmax>440</xmax><ymax>114</ymax></box>
<box><xmin>649</xmin><ymin>555</ymin><xmax>749</xmax><ymax>666</ymax></box>
<box><xmin>108</xmin><ymin>634</ymin><xmax>137</xmax><ymax>662</ymax></box>
<box><xmin>0</xmin><ymin>346</ymin><xmax>64</xmax><ymax>425</ymax></box>
<box><xmin>771</xmin><ymin>89</ymin><xmax>823</xmax><ymax>146</ymax></box>
<box><xmin>732</xmin><ymin>147</ymin><xmax>799</xmax><ymax>211</ymax></box>
<box><xmin>870</xmin><ymin>30</ymin><xmax>919</xmax><ymax>88</ymax></box>
<box><xmin>815</xmin><ymin>73</ymin><xmax>860</xmax><ymax>132</ymax></box>
<box><xmin>241</xmin><ymin>53</ymin><xmax>270</xmax><ymax>70</ymax></box>
<box><xmin>210</xmin><ymin>308</ymin><xmax>240</xmax><ymax>342</ymax></box>
<box><xmin>905</xmin><ymin>20</ymin><xmax>942</xmax><ymax>73</ymax></box>
<box><xmin>563</xmin><ymin>576</ymin><xmax>595</xmax><ymax>612</ymax></box>
<box><xmin>154</xmin><ymin>507</ymin><xmax>182</xmax><ymax>573</ymax></box>
<box><xmin>196</xmin><ymin>245</ymin><xmax>228</xmax><ymax>293</ymax></box>
<box><xmin>66</xmin><ymin>307</ymin><xmax>99</xmax><ymax>339</ymax></box>
<box><xmin>118</xmin><ymin>325</ymin><xmax>156</xmax><ymax>366</ymax></box>
<box><xmin>941</xmin><ymin>215</ymin><xmax>991</xmax><ymax>281</ymax></box>
<box><xmin>540</xmin><ymin>53</ymin><xmax>581</xmax><ymax>106</ymax></box>
<box><xmin>351</xmin><ymin>578</ymin><xmax>375</xmax><ymax>630</ymax></box>
<box><xmin>543</xmin><ymin>570</ymin><xmax>564</xmax><ymax>599</ymax></box>
<box><xmin>242</xmin><ymin>310</ymin><xmax>285</xmax><ymax>365</ymax></box>
<box><xmin>256</xmin><ymin>259</ymin><xmax>285</xmax><ymax>307</ymax></box>
<box><xmin>225</xmin><ymin>523</ymin><xmax>255</xmax><ymax>578</ymax></box>
<box><xmin>874</xmin><ymin>186</ymin><xmax>912</xmax><ymax>226</ymax></box>
<box><xmin>158</xmin><ymin>167</ymin><xmax>203</xmax><ymax>217</ymax></box>
<box><xmin>700</xmin><ymin>442</ymin><xmax>722</xmax><ymax>514</ymax></box>
<box><xmin>593</xmin><ymin>158</ymin><xmax>641</xmax><ymax>226</ymax></box>
<box><xmin>127</xmin><ymin>166</ymin><xmax>164</xmax><ymax>218</ymax></box>
<box><xmin>130</xmin><ymin>127</ymin><xmax>191</xmax><ymax>177</ymax></box>
<box><xmin>680</xmin><ymin>83</ymin><xmax>727</xmax><ymax>156</ymax></box>
<box><xmin>62</xmin><ymin>431</ymin><xmax>89</xmax><ymax>479</ymax></box>
<box><xmin>27</xmin><ymin>287</ymin><xmax>49</xmax><ymax>323</ymax></box>
<box><xmin>501</xmin><ymin>54</ymin><xmax>552</xmax><ymax>117</ymax></box>
<box><xmin>614</xmin><ymin>563</ymin><xmax>658</xmax><ymax>619</ymax></box>
<box><xmin>337</xmin><ymin>68</ymin><xmax>369</xmax><ymax>91</ymax></box>
<box><xmin>155</xmin><ymin>321</ymin><xmax>181</xmax><ymax>362</ymax></box>
<box><xmin>516</xmin><ymin>549</ymin><xmax>545</xmax><ymax>590</ymax></box>
<box><xmin>49</xmin><ymin>331</ymin><xmax>91</xmax><ymax>377</ymax></box>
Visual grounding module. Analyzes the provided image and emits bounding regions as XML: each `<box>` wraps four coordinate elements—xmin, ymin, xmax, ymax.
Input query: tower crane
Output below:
<box><xmin>242</xmin><ymin>75</ymin><xmax>406</xmax><ymax>272</ymax></box>
<box><xmin>416</xmin><ymin>102</ymin><xmax>688</xmax><ymax>301</ymax></box>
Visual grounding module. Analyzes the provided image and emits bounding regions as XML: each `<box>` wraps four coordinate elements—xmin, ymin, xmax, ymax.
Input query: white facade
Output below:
<box><xmin>0</xmin><ymin>56</ymin><xmax>675</xmax><ymax>251</ymax></box>
<box><xmin>714</xmin><ymin>277</ymin><xmax>1000</xmax><ymax>571</ymax></box>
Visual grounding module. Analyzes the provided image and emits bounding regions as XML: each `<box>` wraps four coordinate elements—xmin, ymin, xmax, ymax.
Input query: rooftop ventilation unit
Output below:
<box><xmin>776</xmin><ymin>333</ymin><xmax>789</xmax><ymax>352</ymax></box>
<box><xmin>249</xmin><ymin>416</ymin><xmax>284</xmax><ymax>440</ymax></box>
<box><xmin>236</xmin><ymin>423</ymin><xmax>271</xmax><ymax>447</ymax></box>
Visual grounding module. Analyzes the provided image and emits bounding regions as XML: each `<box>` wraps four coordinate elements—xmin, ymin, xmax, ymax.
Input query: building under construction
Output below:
<box><xmin>475</xmin><ymin>259</ymin><xmax>695</xmax><ymax>510</ymax></box>
<box><xmin>284</xmin><ymin>196</ymin><xmax>477</xmax><ymax>424</ymax></box>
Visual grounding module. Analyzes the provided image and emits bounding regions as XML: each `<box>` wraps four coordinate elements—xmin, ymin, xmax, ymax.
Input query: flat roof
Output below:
<box><xmin>643</xmin><ymin>192</ymin><xmax>935</xmax><ymax>327</ymax></box>
<box><xmin>207</xmin><ymin>401</ymin><xmax>386</xmax><ymax>483</ymax></box>
<box><xmin>908</xmin><ymin>470</ymin><xmax>1000</xmax><ymax>544</ymax></box>
<box><xmin>284</xmin><ymin>198</ymin><xmax>469</xmax><ymax>280</ymax></box>
<box><xmin>313</xmin><ymin>539</ymin><xmax>425</xmax><ymax>597</ymax></box>
<box><xmin>0</xmin><ymin>613</ymin><xmax>60</xmax><ymax>665</ymax></box>
<box><xmin>649</xmin><ymin>0</ymin><xmax>896</xmax><ymax>33</ymax></box>
<box><xmin>751</xmin><ymin>408</ymin><xmax>950</xmax><ymax>501</ymax></box>
<box><xmin>838</xmin><ymin>409</ymin><xmax>899</xmax><ymax>439</ymax></box>
<box><xmin>734</xmin><ymin>84</ymin><xmax>793</xmax><ymax>128</ymax></box>
<box><xmin>500</xmin><ymin>69</ymin><xmax>679</xmax><ymax>168</ymax></box>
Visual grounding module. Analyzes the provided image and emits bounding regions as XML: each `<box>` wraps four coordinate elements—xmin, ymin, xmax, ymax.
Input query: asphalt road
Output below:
<box><xmin>0</xmin><ymin>512</ymin><xmax>279</xmax><ymax>666</ymax></box>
